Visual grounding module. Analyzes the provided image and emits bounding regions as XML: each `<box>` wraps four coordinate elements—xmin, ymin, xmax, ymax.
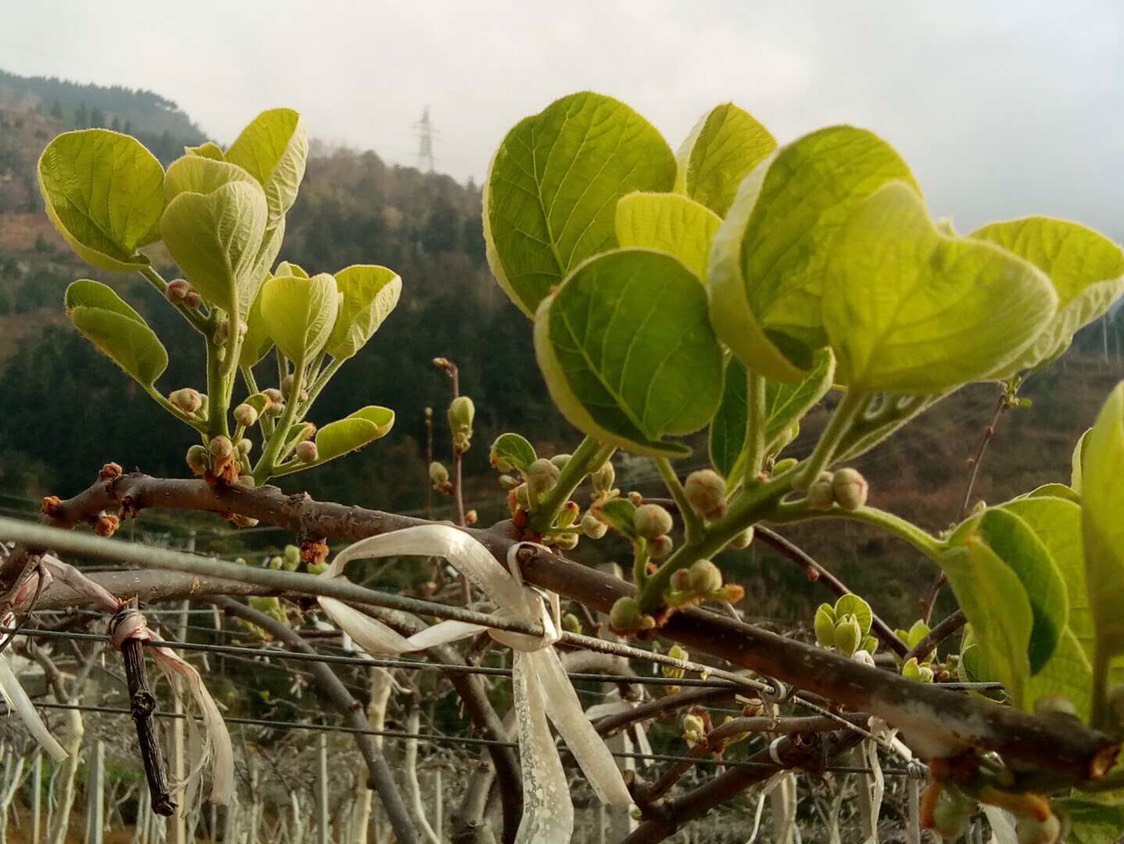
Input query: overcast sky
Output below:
<box><xmin>3</xmin><ymin>1</ymin><xmax>1122</xmax><ymax>233</ymax></box>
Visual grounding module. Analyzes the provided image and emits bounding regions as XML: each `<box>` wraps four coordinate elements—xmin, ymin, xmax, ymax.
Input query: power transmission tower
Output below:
<box><xmin>414</xmin><ymin>105</ymin><xmax>437</xmax><ymax>173</ymax></box>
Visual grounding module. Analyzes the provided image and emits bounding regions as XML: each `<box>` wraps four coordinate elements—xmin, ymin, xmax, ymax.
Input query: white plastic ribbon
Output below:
<box><xmin>317</xmin><ymin>525</ymin><xmax>632</xmax><ymax>843</ymax></box>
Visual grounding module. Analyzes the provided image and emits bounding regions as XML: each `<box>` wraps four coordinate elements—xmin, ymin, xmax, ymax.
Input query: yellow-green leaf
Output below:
<box><xmin>315</xmin><ymin>406</ymin><xmax>395</xmax><ymax>463</ymax></box>
<box><xmin>225</xmin><ymin>108</ymin><xmax>308</xmax><ymax>225</ymax></box>
<box><xmin>164</xmin><ymin>155</ymin><xmax>258</xmax><ymax>204</ymax></box>
<box><xmin>324</xmin><ymin>265</ymin><xmax>402</xmax><ymax>360</ymax></box>
<box><xmin>259</xmin><ymin>272</ymin><xmax>339</xmax><ymax>366</ymax></box>
<box><xmin>822</xmin><ymin>182</ymin><xmax>1058</xmax><ymax>393</ymax></box>
<box><xmin>674</xmin><ymin>103</ymin><xmax>776</xmax><ymax>217</ymax></box>
<box><xmin>38</xmin><ymin>129</ymin><xmax>165</xmax><ymax>272</ymax></box>
<box><xmin>615</xmin><ymin>192</ymin><xmax>721</xmax><ymax>280</ymax></box>
<box><xmin>484</xmin><ymin>92</ymin><xmax>676</xmax><ymax>317</ymax></box>
<box><xmin>65</xmin><ymin>280</ymin><xmax>167</xmax><ymax>388</ymax></box>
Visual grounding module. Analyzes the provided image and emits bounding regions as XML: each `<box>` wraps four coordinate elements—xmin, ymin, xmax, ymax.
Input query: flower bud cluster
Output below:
<box><xmin>684</xmin><ymin>470</ymin><xmax>726</xmax><ymax>521</ymax></box>
<box><xmin>807</xmin><ymin>468</ymin><xmax>869</xmax><ymax>511</ymax></box>
<box><xmin>608</xmin><ymin>596</ymin><xmax>656</xmax><ymax>633</ymax></box>
<box><xmin>813</xmin><ymin>596</ymin><xmax>878</xmax><ymax>659</ymax></box>
<box><xmin>667</xmin><ymin>560</ymin><xmax>744</xmax><ymax>609</ymax></box>
<box><xmin>165</xmin><ymin>278</ymin><xmax>202</xmax><ymax>310</ymax></box>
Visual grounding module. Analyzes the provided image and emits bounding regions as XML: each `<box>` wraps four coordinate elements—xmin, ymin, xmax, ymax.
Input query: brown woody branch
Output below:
<box><xmin>20</xmin><ymin>472</ymin><xmax>1121</xmax><ymax>784</ymax></box>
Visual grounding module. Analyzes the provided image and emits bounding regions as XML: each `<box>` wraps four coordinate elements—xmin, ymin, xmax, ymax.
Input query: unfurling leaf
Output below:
<box><xmin>38</xmin><ymin>129</ymin><xmax>165</xmax><ymax>271</ymax></box>
<box><xmin>65</xmin><ymin>280</ymin><xmax>168</xmax><ymax>388</ymax></box>
<box><xmin>534</xmin><ymin>249</ymin><xmax>723</xmax><ymax>457</ymax></box>
<box><xmin>822</xmin><ymin>182</ymin><xmax>1057</xmax><ymax>393</ymax></box>
<box><xmin>490</xmin><ymin>433</ymin><xmax>537</xmax><ymax>473</ymax></box>
<box><xmin>324</xmin><ymin>265</ymin><xmax>402</xmax><ymax>360</ymax></box>
<box><xmin>314</xmin><ymin>406</ymin><xmax>395</xmax><ymax>463</ymax></box>
<box><xmin>484</xmin><ymin>92</ymin><xmax>676</xmax><ymax>316</ymax></box>
<box><xmin>239</xmin><ymin>278</ymin><xmax>273</xmax><ymax>367</ymax></box>
<box><xmin>164</xmin><ymin>155</ymin><xmax>258</xmax><ymax>203</ymax></box>
<box><xmin>709</xmin><ymin>126</ymin><xmax>918</xmax><ymax>381</ymax></box>
<box><xmin>674</xmin><ymin>102</ymin><xmax>776</xmax><ymax>217</ymax></box>
<box><xmin>259</xmin><ymin>272</ymin><xmax>340</xmax><ymax>366</ymax></box>
<box><xmin>161</xmin><ymin>180</ymin><xmax>269</xmax><ymax>321</ymax></box>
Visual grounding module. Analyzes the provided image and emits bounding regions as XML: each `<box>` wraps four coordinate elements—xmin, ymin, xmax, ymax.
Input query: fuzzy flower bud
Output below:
<box><xmin>727</xmin><ymin>527</ymin><xmax>754</xmax><ymax>550</ymax></box>
<box><xmin>557</xmin><ymin>501</ymin><xmax>580</xmax><ymax>528</ymax></box>
<box><xmin>233</xmin><ymin>403</ymin><xmax>259</xmax><ymax>428</ymax></box>
<box><xmin>1016</xmin><ymin>813</ymin><xmax>1061</xmax><ymax>844</ymax></box>
<box><xmin>448</xmin><ymin>396</ymin><xmax>475</xmax><ymax>454</ymax></box>
<box><xmin>429</xmin><ymin>461</ymin><xmax>450</xmax><ymax>486</ymax></box>
<box><xmin>609</xmin><ymin>597</ymin><xmax>654</xmax><ymax>632</ymax></box>
<box><xmin>262</xmin><ymin>388</ymin><xmax>284</xmax><ymax>408</ymax></box>
<box><xmin>648</xmin><ymin>534</ymin><xmax>674</xmax><ymax>560</ymax></box>
<box><xmin>687</xmin><ymin>559</ymin><xmax>723</xmax><ymax>595</ymax></box>
<box><xmin>237</xmin><ymin>438</ymin><xmax>253</xmax><ymax>457</ymax></box>
<box><xmin>165</xmin><ymin>278</ymin><xmax>191</xmax><ymax>302</ymax></box>
<box><xmin>550</xmin><ymin>453</ymin><xmax>571</xmax><ymax>470</ymax></box>
<box><xmin>633</xmin><ymin>504</ymin><xmax>673</xmax><ymax>540</ymax></box>
<box><xmin>592</xmin><ymin>461</ymin><xmax>616</xmax><ymax>493</ymax></box>
<box><xmin>209</xmin><ymin>436</ymin><xmax>234</xmax><ymax>461</ymax></box>
<box><xmin>294</xmin><ymin>440</ymin><xmax>319</xmax><ymax>463</ymax></box>
<box><xmin>554</xmin><ymin>532</ymin><xmax>579</xmax><ymax>551</ymax></box>
<box><xmin>169</xmin><ymin>388</ymin><xmax>203</xmax><ymax>414</ymax></box>
<box><xmin>684</xmin><ymin>470</ymin><xmax>727</xmax><ymax>520</ymax></box>
<box><xmin>465</xmin><ymin>509</ymin><xmax>478</xmax><ymax>526</ymax></box>
<box><xmin>807</xmin><ymin>471</ymin><xmax>835</xmax><ymax>510</ymax></box>
<box><xmin>581</xmin><ymin>512</ymin><xmax>608</xmax><ymax>539</ymax></box>
<box><xmin>831</xmin><ymin>468</ymin><xmax>869</xmax><ymax>511</ymax></box>
<box><xmin>526</xmin><ymin>457</ymin><xmax>561</xmax><ymax>501</ymax></box>
<box><xmin>186</xmin><ymin>444</ymin><xmax>209</xmax><ymax>476</ymax></box>
<box><xmin>183</xmin><ymin>290</ymin><xmax>202</xmax><ymax>309</ymax></box>
<box><xmin>670</xmin><ymin>569</ymin><xmax>692</xmax><ymax>592</ymax></box>
<box><xmin>283</xmin><ymin>545</ymin><xmax>301</xmax><ymax>570</ymax></box>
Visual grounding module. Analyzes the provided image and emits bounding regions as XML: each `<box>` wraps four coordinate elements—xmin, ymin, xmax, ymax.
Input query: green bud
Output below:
<box><xmin>592</xmin><ymin>461</ymin><xmax>616</xmax><ymax>493</ymax></box>
<box><xmin>814</xmin><ymin>604</ymin><xmax>836</xmax><ymax>648</ymax></box>
<box><xmin>498</xmin><ymin>473</ymin><xmax>520</xmax><ymax>491</ymax></box>
<box><xmin>429</xmin><ymin>461</ymin><xmax>450</xmax><ymax>486</ymax></box>
<box><xmin>237</xmin><ymin>438</ymin><xmax>253</xmax><ymax>457</ymax></box>
<box><xmin>186</xmin><ymin>445</ymin><xmax>209</xmax><ymax>476</ymax></box>
<box><xmin>648</xmin><ymin>534</ymin><xmax>674</xmax><ymax>559</ymax></box>
<box><xmin>727</xmin><ymin>527</ymin><xmax>754</xmax><ymax>549</ymax></box>
<box><xmin>306</xmin><ymin>562</ymin><xmax>329</xmax><ymax>575</ymax></box>
<box><xmin>513</xmin><ymin>483</ymin><xmax>531</xmax><ymax>511</ymax></box>
<box><xmin>902</xmin><ymin>657</ymin><xmax>934</xmax><ymax>683</ymax></box>
<box><xmin>557</xmin><ymin>501</ymin><xmax>580</xmax><ymax>528</ymax></box>
<box><xmin>448</xmin><ymin>395</ymin><xmax>475</xmax><ymax>433</ymax></box>
<box><xmin>609</xmin><ymin>597</ymin><xmax>642</xmax><ymax>631</ymax></box>
<box><xmin>169</xmin><ymin>388</ymin><xmax>203</xmax><ymax>414</ymax></box>
<box><xmin>833</xmin><ymin>614</ymin><xmax>862</xmax><ymax>657</ymax></box>
<box><xmin>682</xmin><ymin>713</ymin><xmax>706</xmax><ymax>745</ymax></box>
<box><xmin>670</xmin><ymin>569</ymin><xmax>692</xmax><ymax>592</ymax></box>
<box><xmin>526</xmin><ymin>458</ymin><xmax>561</xmax><ymax>501</ymax></box>
<box><xmin>684</xmin><ymin>470</ymin><xmax>727</xmax><ymax>520</ymax></box>
<box><xmin>807</xmin><ymin>471</ymin><xmax>835</xmax><ymax>510</ymax></box>
<box><xmin>562</xmin><ymin>613</ymin><xmax>582</xmax><ymax>635</ymax></box>
<box><xmin>581</xmin><ymin>512</ymin><xmax>608</xmax><ymax>539</ymax></box>
<box><xmin>662</xmin><ymin>644</ymin><xmax>688</xmax><ymax>680</ymax></box>
<box><xmin>268</xmin><ymin>556</ymin><xmax>283</xmax><ymax>570</ymax></box>
<box><xmin>831</xmin><ymin>468</ymin><xmax>869</xmax><ymax>511</ymax></box>
<box><xmin>262</xmin><ymin>387</ymin><xmax>284</xmax><ymax>408</ymax></box>
<box><xmin>1016</xmin><ymin>812</ymin><xmax>1061</xmax><ymax>844</ymax></box>
<box><xmin>183</xmin><ymin>290</ymin><xmax>202</xmax><ymax>309</ymax></box>
<box><xmin>283</xmin><ymin>545</ymin><xmax>301</xmax><ymax>569</ymax></box>
<box><xmin>686</xmin><ymin>559</ymin><xmax>723</xmax><ymax>594</ymax></box>
<box><xmin>550</xmin><ymin>453</ymin><xmax>571</xmax><ymax>470</ymax></box>
<box><xmin>633</xmin><ymin>504</ymin><xmax>673</xmax><ymax>539</ymax></box>
<box><xmin>234</xmin><ymin>557</ymin><xmax>247</xmax><ymax>566</ymax></box>
<box><xmin>294</xmin><ymin>440</ymin><xmax>319</xmax><ymax>463</ymax></box>
<box><xmin>233</xmin><ymin>403</ymin><xmax>259</xmax><ymax>428</ymax></box>
<box><xmin>165</xmin><ymin>278</ymin><xmax>191</xmax><ymax>302</ymax></box>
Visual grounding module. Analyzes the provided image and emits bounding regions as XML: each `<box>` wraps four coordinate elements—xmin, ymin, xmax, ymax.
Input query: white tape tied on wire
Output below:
<box><xmin>317</xmin><ymin>525</ymin><xmax>632</xmax><ymax>844</ymax></box>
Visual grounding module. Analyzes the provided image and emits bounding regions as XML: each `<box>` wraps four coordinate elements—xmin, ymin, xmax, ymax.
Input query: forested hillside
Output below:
<box><xmin>1</xmin><ymin>69</ymin><xmax>1122</xmax><ymax>626</ymax></box>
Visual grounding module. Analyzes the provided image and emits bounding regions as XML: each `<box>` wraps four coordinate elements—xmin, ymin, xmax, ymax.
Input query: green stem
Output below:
<box><xmin>770</xmin><ymin>501</ymin><xmax>945</xmax><ymax>561</ymax></box>
<box><xmin>300</xmin><ymin>357</ymin><xmax>345</xmax><ymax>418</ymax></box>
<box><xmin>138</xmin><ymin>266</ymin><xmax>209</xmax><ymax>334</ymax></box>
<box><xmin>144</xmin><ymin>387</ymin><xmax>206</xmax><ymax>434</ymax></box>
<box><xmin>744</xmin><ymin>371</ymin><xmax>768</xmax><ymax>485</ymax></box>
<box><xmin>636</xmin><ymin>472</ymin><xmax>793</xmax><ymax>613</ymax></box>
<box><xmin>253</xmin><ymin>363</ymin><xmax>306</xmax><ymax>483</ymax></box>
<box><xmin>527</xmin><ymin>437</ymin><xmax>615</xmax><ymax>534</ymax></box>
<box><xmin>632</xmin><ymin>544</ymin><xmax>650</xmax><ymax>587</ymax></box>
<box><xmin>204</xmin><ymin>340</ymin><xmax>229</xmax><ymax>439</ymax></box>
<box><xmin>1091</xmin><ymin>645</ymin><xmax>1111</xmax><ymax>731</ymax></box>
<box><xmin>793</xmin><ymin>390</ymin><xmax>871</xmax><ymax>490</ymax></box>
<box><xmin>655</xmin><ymin>458</ymin><xmax>703</xmax><ymax>543</ymax></box>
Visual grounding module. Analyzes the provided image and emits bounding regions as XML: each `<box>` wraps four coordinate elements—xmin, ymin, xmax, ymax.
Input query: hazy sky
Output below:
<box><xmin>3</xmin><ymin>1</ymin><xmax>1122</xmax><ymax>233</ymax></box>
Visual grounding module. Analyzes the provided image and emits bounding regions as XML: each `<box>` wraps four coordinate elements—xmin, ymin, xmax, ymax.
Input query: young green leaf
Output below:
<box><xmin>275</xmin><ymin>261</ymin><xmax>309</xmax><ymax>278</ymax></box>
<box><xmin>324</xmin><ymin>265</ymin><xmax>402</xmax><ymax>360</ymax></box>
<box><xmin>939</xmin><ymin>542</ymin><xmax>1033</xmax><ymax>707</ymax></box>
<box><xmin>674</xmin><ymin>103</ymin><xmax>776</xmax><ymax>217</ymax></box>
<box><xmin>534</xmin><ymin>249</ymin><xmax>723</xmax><ymax>457</ymax></box>
<box><xmin>1072</xmin><ymin>428</ymin><xmax>1090</xmax><ymax>494</ymax></box>
<box><xmin>971</xmin><ymin>217</ymin><xmax>1124</xmax><ymax>377</ymax></box>
<box><xmin>489</xmin><ymin>433</ymin><xmax>537</xmax><ymax>474</ymax></box>
<box><xmin>834</xmin><ymin>594</ymin><xmax>873</xmax><ymax>636</ymax></box>
<box><xmin>822</xmin><ymin>182</ymin><xmax>1058</xmax><ymax>393</ymax></box>
<box><xmin>709</xmin><ymin>126</ymin><xmax>918</xmax><ymax>381</ymax></box>
<box><xmin>1081</xmin><ymin>382</ymin><xmax>1124</xmax><ymax>694</ymax></box>
<box><xmin>953</xmin><ymin>506</ymin><xmax>1068</xmax><ymax>674</ymax></box>
<box><xmin>615</xmin><ymin>192</ymin><xmax>721</xmax><ymax>280</ymax></box>
<box><xmin>313</xmin><ymin>406</ymin><xmax>395</xmax><ymax>463</ymax></box>
<box><xmin>708</xmin><ymin>357</ymin><xmax>747</xmax><ymax>478</ymax></box>
<box><xmin>1025</xmin><ymin>628</ymin><xmax>1092</xmax><ymax>722</ymax></box>
<box><xmin>259</xmin><ymin>273</ymin><xmax>340</xmax><ymax>366</ymax></box>
<box><xmin>38</xmin><ymin>129</ymin><xmax>165</xmax><ymax>272</ymax></box>
<box><xmin>484</xmin><ymin>92</ymin><xmax>676</xmax><ymax>317</ymax></box>
<box><xmin>185</xmin><ymin>142</ymin><xmax>225</xmax><ymax>161</ymax></box>
<box><xmin>161</xmin><ymin>181</ymin><xmax>269</xmax><ymax>320</ymax></box>
<box><xmin>164</xmin><ymin>155</ymin><xmax>258</xmax><ymax>203</ymax></box>
<box><xmin>65</xmin><ymin>280</ymin><xmax>168</xmax><ymax>388</ymax></box>
<box><xmin>225</xmin><ymin>108</ymin><xmax>308</xmax><ymax>225</ymax></box>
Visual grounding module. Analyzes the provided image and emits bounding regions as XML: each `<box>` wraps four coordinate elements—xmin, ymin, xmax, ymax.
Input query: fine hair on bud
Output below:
<box><xmin>632</xmin><ymin>503</ymin><xmax>673</xmax><ymax>539</ymax></box>
<box><xmin>684</xmin><ymin>470</ymin><xmax>727</xmax><ymax>520</ymax></box>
